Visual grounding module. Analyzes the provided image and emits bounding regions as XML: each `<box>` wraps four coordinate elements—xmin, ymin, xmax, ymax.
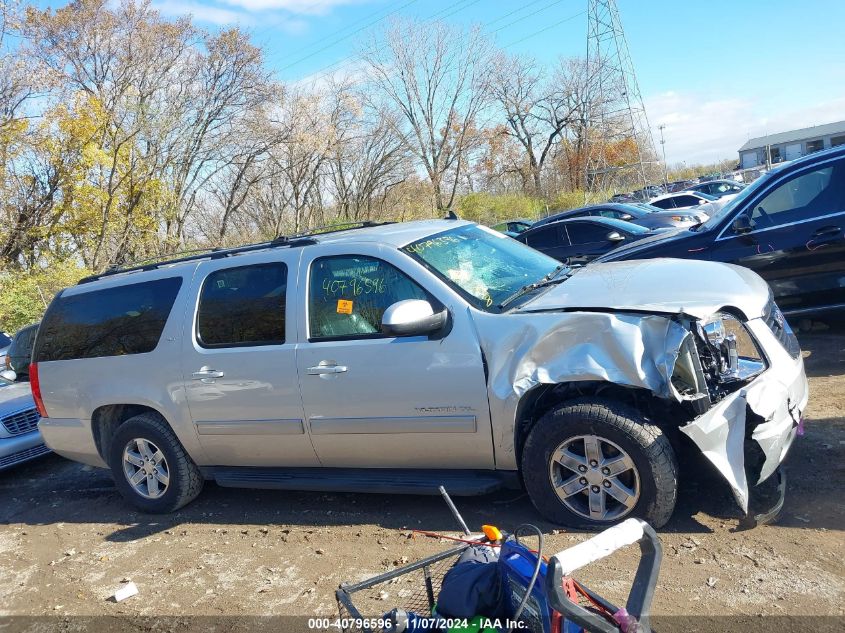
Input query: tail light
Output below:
<box><xmin>29</xmin><ymin>363</ymin><xmax>48</xmax><ymax>418</ymax></box>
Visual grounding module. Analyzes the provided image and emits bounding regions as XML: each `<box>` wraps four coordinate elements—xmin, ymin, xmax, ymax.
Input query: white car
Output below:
<box><xmin>649</xmin><ymin>191</ymin><xmax>737</xmax><ymax>211</ymax></box>
<box><xmin>0</xmin><ymin>370</ymin><xmax>49</xmax><ymax>470</ymax></box>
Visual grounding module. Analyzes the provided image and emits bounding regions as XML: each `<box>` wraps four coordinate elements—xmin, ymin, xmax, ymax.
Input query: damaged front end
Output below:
<box><xmin>671</xmin><ymin>300</ymin><xmax>808</xmax><ymax>522</ymax></box>
<box><xmin>476</xmin><ymin>268</ymin><xmax>808</xmax><ymax>526</ymax></box>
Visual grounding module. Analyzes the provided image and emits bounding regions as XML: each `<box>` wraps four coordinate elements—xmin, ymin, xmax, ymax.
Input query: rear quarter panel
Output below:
<box><xmin>35</xmin><ymin>264</ymin><xmax>208</xmax><ymax>463</ymax></box>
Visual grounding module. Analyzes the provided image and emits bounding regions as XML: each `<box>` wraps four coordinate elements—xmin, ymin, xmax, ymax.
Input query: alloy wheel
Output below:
<box><xmin>122</xmin><ymin>438</ymin><xmax>170</xmax><ymax>500</ymax></box>
<box><xmin>548</xmin><ymin>434</ymin><xmax>640</xmax><ymax>521</ymax></box>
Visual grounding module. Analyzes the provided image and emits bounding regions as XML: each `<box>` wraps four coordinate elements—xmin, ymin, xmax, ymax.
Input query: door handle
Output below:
<box><xmin>812</xmin><ymin>226</ymin><xmax>841</xmax><ymax>237</ymax></box>
<box><xmin>192</xmin><ymin>367</ymin><xmax>225</xmax><ymax>380</ymax></box>
<box><xmin>307</xmin><ymin>363</ymin><xmax>348</xmax><ymax>375</ymax></box>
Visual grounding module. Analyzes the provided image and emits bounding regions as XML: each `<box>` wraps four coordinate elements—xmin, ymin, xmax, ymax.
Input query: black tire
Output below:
<box><xmin>521</xmin><ymin>398</ymin><xmax>678</xmax><ymax>529</ymax></box>
<box><xmin>108</xmin><ymin>412</ymin><xmax>204</xmax><ymax>513</ymax></box>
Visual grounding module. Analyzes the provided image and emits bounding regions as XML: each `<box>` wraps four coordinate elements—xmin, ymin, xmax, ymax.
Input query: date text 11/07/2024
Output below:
<box><xmin>307</xmin><ymin>617</ymin><xmax>530</xmax><ymax>630</ymax></box>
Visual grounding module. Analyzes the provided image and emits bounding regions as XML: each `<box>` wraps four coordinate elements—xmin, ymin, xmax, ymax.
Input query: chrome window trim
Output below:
<box><xmin>715</xmin><ymin>154</ymin><xmax>845</xmax><ymax>242</ymax></box>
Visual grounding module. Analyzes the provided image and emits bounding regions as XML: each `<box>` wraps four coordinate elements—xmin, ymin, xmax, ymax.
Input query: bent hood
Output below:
<box><xmin>518</xmin><ymin>259</ymin><xmax>770</xmax><ymax>321</ymax></box>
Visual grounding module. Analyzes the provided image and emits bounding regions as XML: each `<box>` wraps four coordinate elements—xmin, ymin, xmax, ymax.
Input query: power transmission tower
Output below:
<box><xmin>585</xmin><ymin>0</ymin><xmax>657</xmax><ymax>198</ymax></box>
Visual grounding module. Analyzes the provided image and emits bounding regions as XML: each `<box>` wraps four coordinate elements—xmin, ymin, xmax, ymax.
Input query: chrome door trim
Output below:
<box><xmin>309</xmin><ymin>415</ymin><xmax>477</xmax><ymax>435</ymax></box>
<box><xmin>195</xmin><ymin>419</ymin><xmax>305</xmax><ymax>435</ymax></box>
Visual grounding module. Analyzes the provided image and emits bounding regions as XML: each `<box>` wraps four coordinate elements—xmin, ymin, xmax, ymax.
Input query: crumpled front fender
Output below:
<box><xmin>472</xmin><ymin>309</ymin><xmax>808</xmax><ymax>516</ymax></box>
<box><xmin>471</xmin><ymin>309</ymin><xmax>689</xmax><ymax>470</ymax></box>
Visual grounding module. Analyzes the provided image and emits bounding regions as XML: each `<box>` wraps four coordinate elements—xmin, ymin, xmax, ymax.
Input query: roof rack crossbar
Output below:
<box><xmin>76</xmin><ymin>220</ymin><xmax>395</xmax><ymax>285</ymax></box>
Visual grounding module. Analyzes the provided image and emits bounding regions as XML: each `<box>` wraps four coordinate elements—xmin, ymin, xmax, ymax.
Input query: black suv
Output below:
<box><xmin>6</xmin><ymin>323</ymin><xmax>39</xmax><ymax>380</ymax></box>
<box><xmin>596</xmin><ymin>145</ymin><xmax>845</xmax><ymax>317</ymax></box>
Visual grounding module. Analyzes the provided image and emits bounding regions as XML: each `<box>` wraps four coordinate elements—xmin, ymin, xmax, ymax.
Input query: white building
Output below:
<box><xmin>738</xmin><ymin>120</ymin><xmax>845</xmax><ymax>169</ymax></box>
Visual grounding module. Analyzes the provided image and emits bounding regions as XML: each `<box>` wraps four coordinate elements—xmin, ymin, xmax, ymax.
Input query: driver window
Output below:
<box><xmin>750</xmin><ymin>163</ymin><xmax>842</xmax><ymax>227</ymax></box>
<box><xmin>309</xmin><ymin>256</ymin><xmax>429</xmax><ymax>340</ymax></box>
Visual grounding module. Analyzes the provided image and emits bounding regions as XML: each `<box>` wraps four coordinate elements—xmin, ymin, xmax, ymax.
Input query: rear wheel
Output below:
<box><xmin>521</xmin><ymin>398</ymin><xmax>678</xmax><ymax>528</ymax></box>
<box><xmin>108</xmin><ymin>413</ymin><xmax>203</xmax><ymax>513</ymax></box>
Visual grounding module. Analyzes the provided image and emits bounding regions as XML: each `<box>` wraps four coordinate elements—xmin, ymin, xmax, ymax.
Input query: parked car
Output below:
<box><xmin>630</xmin><ymin>185</ymin><xmax>666</xmax><ymax>201</ymax></box>
<box><xmin>596</xmin><ymin>145</ymin><xmax>845</xmax><ymax>316</ymax></box>
<box><xmin>516</xmin><ymin>217</ymin><xmax>663</xmax><ymax>264</ymax></box>
<box><xmin>629</xmin><ymin>203</ymin><xmax>709</xmax><ymax>225</ymax></box>
<box><xmin>532</xmin><ymin>203</ymin><xmax>706</xmax><ymax>231</ymax></box>
<box><xmin>0</xmin><ymin>370</ymin><xmax>49</xmax><ymax>471</ymax></box>
<box><xmin>6</xmin><ymin>323</ymin><xmax>39</xmax><ymax>380</ymax></box>
<box><xmin>667</xmin><ymin>180</ymin><xmax>696</xmax><ymax>193</ymax></box>
<box><xmin>648</xmin><ymin>191</ymin><xmax>725</xmax><ymax>210</ymax></box>
<box><xmin>685</xmin><ymin>179</ymin><xmax>745</xmax><ymax>198</ymax></box>
<box><xmin>32</xmin><ymin>219</ymin><xmax>806</xmax><ymax>529</ymax></box>
<box><xmin>491</xmin><ymin>218</ymin><xmax>533</xmax><ymax>237</ymax></box>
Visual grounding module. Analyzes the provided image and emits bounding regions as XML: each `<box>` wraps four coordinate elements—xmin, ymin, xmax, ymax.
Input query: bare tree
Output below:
<box><xmin>323</xmin><ymin>80</ymin><xmax>409</xmax><ymax>222</ymax></box>
<box><xmin>491</xmin><ymin>53</ymin><xmax>604</xmax><ymax>196</ymax></box>
<box><xmin>160</xmin><ymin>27</ymin><xmax>272</xmax><ymax>247</ymax></box>
<box><xmin>361</xmin><ymin>19</ymin><xmax>492</xmax><ymax>211</ymax></box>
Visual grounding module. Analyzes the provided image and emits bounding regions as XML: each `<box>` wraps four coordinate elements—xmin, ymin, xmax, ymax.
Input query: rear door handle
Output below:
<box><xmin>812</xmin><ymin>226</ymin><xmax>841</xmax><ymax>237</ymax></box>
<box><xmin>307</xmin><ymin>363</ymin><xmax>348</xmax><ymax>375</ymax></box>
<box><xmin>192</xmin><ymin>367</ymin><xmax>225</xmax><ymax>380</ymax></box>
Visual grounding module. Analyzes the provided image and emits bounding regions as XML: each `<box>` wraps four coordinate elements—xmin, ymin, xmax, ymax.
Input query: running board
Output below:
<box><xmin>209</xmin><ymin>467</ymin><xmax>509</xmax><ymax>496</ymax></box>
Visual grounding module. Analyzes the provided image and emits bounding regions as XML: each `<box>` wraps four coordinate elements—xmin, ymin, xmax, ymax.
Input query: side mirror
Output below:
<box><xmin>381</xmin><ymin>300</ymin><xmax>448</xmax><ymax>337</ymax></box>
<box><xmin>732</xmin><ymin>214</ymin><xmax>755</xmax><ymax>235</ymax></box>
<box><xmin>607</xmin><ymin>231</ymin><xmax>626</xmax><ymax>242</ymax></box>
<box><xmin>0</xmin><ymin>369</ymin><xmax>17</xmax><ymax>382</ymax></box>
<box><xmin>620</xmin><ymin>214</ymin><xmax>634</xmax><ymax>221</ymax></box>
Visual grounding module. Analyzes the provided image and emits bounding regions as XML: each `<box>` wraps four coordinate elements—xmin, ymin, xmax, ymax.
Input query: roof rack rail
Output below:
<box><xmin>288</xmin><ymin>220</ymin><xmax>395</xmax><ymax>238</ymax></box>
<box><xmin>76</xmin><ymin>220</ymin><xmax>396</xmax><ymax>285</ymax></box>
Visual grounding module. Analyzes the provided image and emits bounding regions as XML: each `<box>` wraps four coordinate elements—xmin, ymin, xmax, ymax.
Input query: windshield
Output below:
<box><xmin>402</xmin><ymin>224</ymin><xmax>561</xmax><ymax>311</ymax></box>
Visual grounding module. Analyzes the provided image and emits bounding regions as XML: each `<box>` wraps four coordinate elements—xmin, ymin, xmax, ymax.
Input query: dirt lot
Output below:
<box><xmin>1</xmin><ymin>328</ymin><xmax>843</xmax><ymax>629</ymax></box>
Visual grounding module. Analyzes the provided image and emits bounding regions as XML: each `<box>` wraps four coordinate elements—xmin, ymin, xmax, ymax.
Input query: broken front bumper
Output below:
<box><xmin>679</xmin><ymin>317</ymin><xmax>808</xmax><ymax>517</ymax></box>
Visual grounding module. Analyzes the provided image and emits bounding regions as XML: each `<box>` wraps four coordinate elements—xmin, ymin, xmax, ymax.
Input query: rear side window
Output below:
<box><xmin>197</xmin><ymin>263</ymin><xmax>287</xmax><ymax>348</ymax></box>
<box><xmin>34</xmin><ymin>278</ymin><xmax>182</xmax><ymax>362</ymax></box>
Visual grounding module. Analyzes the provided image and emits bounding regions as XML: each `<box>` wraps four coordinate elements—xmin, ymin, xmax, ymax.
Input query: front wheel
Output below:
<box><xmin>521</xmin><ymin>398</ymin><xmax>678</xmax><ymax>529</ymax></box>
<box><xmin>108</xmin><ymin>413</ymin><xmax>204</xmax><ymax>513</ymax></box>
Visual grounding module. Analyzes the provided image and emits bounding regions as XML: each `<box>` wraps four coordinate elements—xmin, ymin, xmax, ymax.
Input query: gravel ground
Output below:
<box><xmin>0</xmin><ymin>327</ymin><xmax>843</xmax><ymax>629</ymax></box>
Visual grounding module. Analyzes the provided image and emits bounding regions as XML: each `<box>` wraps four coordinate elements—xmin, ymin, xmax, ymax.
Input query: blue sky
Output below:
<box><xmin>52</xmin><ymin>1</ymin><xmax>845</xmax><ymax>164</ymax></box>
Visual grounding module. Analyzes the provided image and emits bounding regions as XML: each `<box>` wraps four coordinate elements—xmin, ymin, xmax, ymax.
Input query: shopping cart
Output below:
<box><xmin>336</xmin><ymin>490</ymin><xmax>662</xmax><ymax>633</ymax></box>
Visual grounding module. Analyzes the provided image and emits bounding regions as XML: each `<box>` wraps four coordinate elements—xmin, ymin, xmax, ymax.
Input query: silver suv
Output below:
<box><xmin>32</xmin><ymin>220</ymin><xmax>808</xmax><ymax>528</ymax></box>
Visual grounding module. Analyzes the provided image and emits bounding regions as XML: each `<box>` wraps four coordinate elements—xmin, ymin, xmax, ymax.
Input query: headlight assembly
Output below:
<box><xmin>701</xmin><ymin>311</ymin><xmax>767</xmax><ymax>381</ymax></box>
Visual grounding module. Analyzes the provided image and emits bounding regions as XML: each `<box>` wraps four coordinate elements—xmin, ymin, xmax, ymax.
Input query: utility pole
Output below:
<box><xmin>658</xmin><ymin>124</ymin><xmax>668</xmax><ymax>186</ymax></box>
<box><xmin>585</xmin><ymin>0</ymin><xmax>657</xmax><ymax>199</ymax></box>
